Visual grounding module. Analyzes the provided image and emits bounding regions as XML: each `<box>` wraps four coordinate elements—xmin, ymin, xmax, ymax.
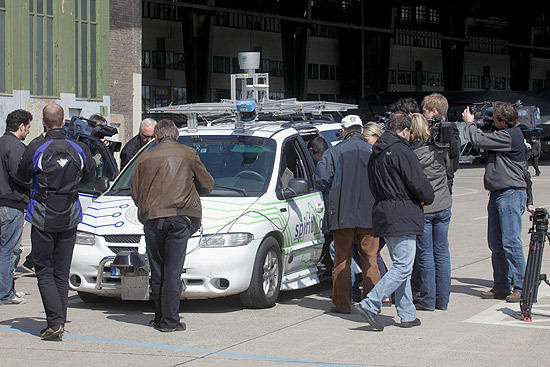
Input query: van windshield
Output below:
<box><xmin>106</xmin><ymin>135</ymin><xmax>276</xmax><ymax>197</ymax></box>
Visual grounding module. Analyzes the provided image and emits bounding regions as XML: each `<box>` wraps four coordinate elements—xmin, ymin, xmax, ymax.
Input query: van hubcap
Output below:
<box><xmin>262</xmin><ymin>250</ymin><xmax>279</xmax><ymax>298</ymax></box>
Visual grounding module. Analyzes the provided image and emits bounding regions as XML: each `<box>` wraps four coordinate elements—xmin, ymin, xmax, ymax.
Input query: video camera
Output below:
<box><xmin>427</xmin><ymin>114</ymin><xmax>454</xmax><ymax>148</ymax></box>
<box><xmin>468</xmin><ymin>100</ymin><xmax>523</xmax><ymax>131</ymax></box>
<box><xmin>63</xmin><ymin>116</ymin><xmax>122</xmax><ymax>153</ymax></box>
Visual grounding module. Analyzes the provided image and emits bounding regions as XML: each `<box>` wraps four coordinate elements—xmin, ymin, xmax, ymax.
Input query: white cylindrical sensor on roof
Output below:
<box><xmin>238</xmin><ymin>52</ymin><xmax>261</xmax><ymax>74</ymax></box>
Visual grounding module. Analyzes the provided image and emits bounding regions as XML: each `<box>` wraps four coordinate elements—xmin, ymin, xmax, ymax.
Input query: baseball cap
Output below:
<box><xmin>341</xmin><ymin>115</ymin><xmax>363</xmax><ymax>128</ymax></box>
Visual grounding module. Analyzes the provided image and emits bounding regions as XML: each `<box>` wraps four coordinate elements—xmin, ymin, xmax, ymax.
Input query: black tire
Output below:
<box><xmin>77</xmin><ymin>291</ymin><xmax>110</xmax><ymax>303</ymax></box>
<box><xmin>239</xmin><ymin>237</ymin><xmax>282</xmax><ymax>309</ymax></box>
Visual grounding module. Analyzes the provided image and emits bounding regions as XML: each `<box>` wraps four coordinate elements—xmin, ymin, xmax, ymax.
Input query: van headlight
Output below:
<box><xmin>76</xmin><ymin>231</ymin><xmax>95</xmax><ymax>246</ymax></box>
<box><xmin>199</xmin><ymin>233</ymin><xmax>253</xmax><ymax>247</ymax></box>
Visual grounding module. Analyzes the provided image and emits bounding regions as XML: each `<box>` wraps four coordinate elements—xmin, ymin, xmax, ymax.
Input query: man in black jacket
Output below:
<box><xmin>355</xmin><ymin>114</ymin><xmax>434</xmax><ymax>331</ymax></box>
<box><xmin>119</xmin><ymin>118</ymin><xmax>156</xmax><ymax>170</ymax></box>
<box><xmin>16</xmin><ymin>104</ymin><xmax>95</xmax><ymax>340</ymax></box>
<box><xmin>0</xmin><ymin>109</ymin><xmax>32</xmax><ymax>305</ymax></box>
<box><xmin>314</xmin><ymin>115</ymin><xmax>379</xmax><ymax>314</ymax></box>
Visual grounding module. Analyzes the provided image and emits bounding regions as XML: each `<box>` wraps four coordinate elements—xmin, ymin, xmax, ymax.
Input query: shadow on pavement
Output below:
<box><xmin>0</xmin><ymin>316</ymin><xmax>48</xmax><ymax>336</ymax></box>
<box><xmin>451</xmin><ymin>277</ymin><xmax>494</xmax><ymax>297</ymax></box>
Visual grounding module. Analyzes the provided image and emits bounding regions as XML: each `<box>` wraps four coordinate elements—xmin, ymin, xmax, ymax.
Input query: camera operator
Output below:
<box><xmin>462</xmin><ymin>102</ymin><xmax>534</xmax><ymax>303</ymax></box>
<box><xmin>421</xmin><ymin>94</ymin><xmax>460</xmax><ymax>193</ymax></box>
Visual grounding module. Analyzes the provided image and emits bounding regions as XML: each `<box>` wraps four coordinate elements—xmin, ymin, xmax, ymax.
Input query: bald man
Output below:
<box><xmin>16</xmin><ymin>103</ymin><xmax>95</xmax><ymax>341</ymax></box>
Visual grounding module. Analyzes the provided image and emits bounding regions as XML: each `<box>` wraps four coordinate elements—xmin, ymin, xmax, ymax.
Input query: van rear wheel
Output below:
<box><xmin>239</xmin><ymin>237</ymin><xmax>282</xmax><ymax>308</ymax></box>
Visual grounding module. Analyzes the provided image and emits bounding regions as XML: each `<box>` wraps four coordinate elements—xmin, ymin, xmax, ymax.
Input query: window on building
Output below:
<box><xmin>152</xmin><ymin>86</ymin><xmax>170</xmax><ymax>107</ymax></box>
<box><xmin>422</xmin><ymin>71</ymin><xmax>441</xmax><ymax>87</ymax></box>
<box><xmin>308</xmin><ymin>64</ymin><xmax>319</xmax><ymax>79</ymax></box>
<box><xmin>466</xmin><ymin>75</ymin><xmax>481</xmax><ymax>89</ymax></box>
<box><xmin>269</xmin><ymin>91</ymin><xmax>284</xmax><ymax>100</ymax></box>
<box><xmin>320</xmin><ymin>65</ymin><xmax>335</xmax><ymax>80</ymax></box>
<box><xmin>269</xmin><ymin>60</ymin><xmax>284</xmax><ymax>77</ymax></box>
<box><xmin>74</xmin><ymin>0</ymin><xmax>98</xmax><ymax>98</ymax></box>
<box><xmin>152</xmin><ymin>51</ymin><xmax>166</xmax><ymax>69</ymax></box>
<box><xmin>29</xmin><ymin>0</ymin><xmax>55</xmax><ymax>96</ymax></box>
<box><xmin>491</xmin><ymin>76</ymin><xmax>506</xmax><ymax>90</ymax></box>
<box><xmin>232</xmin><ymin>57</ymin><xmax>240</xmax><ymax>73</ymax></box>
<box><xmin>390</xmin><ymin>70</ymin><xmax>397</xmax><ymax>84</ymax></box>
<box><xmin>397</xmin><ymin>70</ymin><xmax>411</xmax><ymax>85</ymax></box>
<box><xmin>142</xmin><ymin>50</ymin><xmax>151</xmax><ymax>68</ymax></box>
<box><xmin>429</xmin><ymin>9</ymin><xmax>440</xmax><ymax>24</ymax></box>
<box><xmin>401</xmin><ymin>6</ymin><xmax>411</xmax><ymax>21</ymax></box>
<box><xmin>213</xmin><ymin>56</ymin><xmax>230</xmax><ymax>73</ymax></box>
<box><xmin>142</xmin><ymin>85</ymin><xmax>151</xmax><ymax>111</ymax></box>
<box><xmin>172</xmin><ymin>87</ymin><xmax>186</xmax><ymax>105</ymax></box>
<box><xmin>415</xmin><ymin>6</ymin><xmax>426</xmax><ymax>22</ymax></box>
<box><xmin>0</xmin><ymin>0</ymin><xmax>5</xmax><ymax>92</ymax></box>
<box><xmin>172</xmin><ymin>53</ymin><xmax>184</xmax><ymax>70</ymax></box>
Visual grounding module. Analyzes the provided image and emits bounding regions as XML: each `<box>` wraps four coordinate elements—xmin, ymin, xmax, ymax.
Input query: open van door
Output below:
<box><xmin>76</xmin><ymin>135</ymin><xmax>119</xmax><ymax>210</ymax></box>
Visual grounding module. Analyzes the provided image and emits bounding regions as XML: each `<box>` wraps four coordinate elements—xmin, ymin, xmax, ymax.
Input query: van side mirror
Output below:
<box><xmin>94</xmin><ymin>176</ymin><xmax>110</xmax><ymax>193</ymax></box>
<box><xmin>277</xmin><ymin>178</ymin><xmax>309</xmax><ymax>200</ymax></box>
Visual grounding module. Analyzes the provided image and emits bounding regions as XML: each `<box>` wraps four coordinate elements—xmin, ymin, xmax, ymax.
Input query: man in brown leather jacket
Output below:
<box><xmin>131</xmin><ymin>119</ymin><xmax>214</xmax><ymax>332</ymax></box>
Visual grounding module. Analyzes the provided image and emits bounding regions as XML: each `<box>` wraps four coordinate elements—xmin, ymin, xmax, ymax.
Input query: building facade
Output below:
<box><xmin>0</xmin><ymin>0</ymin><xmax>110</xmax><ymax>138</ymax></box>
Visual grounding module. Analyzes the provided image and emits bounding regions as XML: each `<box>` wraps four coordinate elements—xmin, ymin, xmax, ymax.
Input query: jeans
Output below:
<box><xmin>416</xmin><ymin>207</ymin><xmax>452</xmax><ymax>310</ymax></box>
<box><xmin>144</xmin><ymin>215</ymin><xmax>199</xmax><ymax>329</ymax></box>
<box><xmin>0</xmin><ymin>207</ymin><xmax>24</xmax><ymax>302</ymax></box>
<box><xmin>32</xmin><ymin>226</ymin><xmax>77</xmax><ymax>326</ymax></box>
<box><xmin>361</xmin><ymin>236</ymin><xmax>416</xmax><ymax>322</ymax></box>
<box><xmin>487</xmin><ymin>188</ymin><xmax>527</xmax><ymax>293</ymax></box>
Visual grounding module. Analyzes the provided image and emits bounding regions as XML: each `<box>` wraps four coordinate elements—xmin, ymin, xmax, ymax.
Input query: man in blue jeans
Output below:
<box><xmin>0</xmin><ymin>109</ymin><xmax>32</xmax><ymax>305</ymax></box>
<box><xmin>462</xmin><ymin>102</ymin><xmax>534</xmax><ymax>303</ymax></box>
<box><xmin>355</xmin><ymin>114</ymin><xmax>434</xmax><ymax>331</ymax></box>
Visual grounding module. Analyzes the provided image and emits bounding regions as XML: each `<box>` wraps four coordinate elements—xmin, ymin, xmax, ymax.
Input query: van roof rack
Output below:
<box><xmin>148</xmin><ymin>52</ymin><xmax>357</xmax><ymax>132</ymax></box>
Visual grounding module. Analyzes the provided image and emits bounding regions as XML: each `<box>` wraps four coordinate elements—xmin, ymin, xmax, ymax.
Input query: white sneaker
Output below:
<box><xmin>1</xmin><ymin>296</ymin><xmax>26</xmax><ymax>304</ymax></box>
<box><xmin>16</xmin><ymin>291</ymin><xmax>26</xmax><ymax>298</ymax></box>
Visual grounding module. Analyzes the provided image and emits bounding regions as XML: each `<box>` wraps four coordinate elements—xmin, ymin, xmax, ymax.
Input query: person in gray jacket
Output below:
<box><xmin>314</xmin><ymin>115</ymin><xmax>379</xmax><ymax>314</ymax></box>
<box><xmin>462</xmin><ymin>102</ymin><xmax>534</xmax><ymax>303</ymax></box>
<box><xmin>409</xmin><ymin>113</ymin><xmax>452</xmax><ymax>311</ymax></box>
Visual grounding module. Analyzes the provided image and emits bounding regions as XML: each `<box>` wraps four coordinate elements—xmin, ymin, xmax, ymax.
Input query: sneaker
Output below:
<box><xmin>154</xmin><ymin>322</ymin><xmax>186</xmax><ymax>332</ymax></box>
<box><xmin>1</xmin><ymin>296</ymin><xmax>26</xmax><ymax>304</ymax></box>
<box><xmin>22</xmin><ymin>259</ymin><xmax>35</xmax><ymax>274</ymax></box>
<box><xmin>382</xmin><ymin>296</ymin><xmax>392</xmax><ymax>307</ymax></box>
<box><xmin>353</xmin><ymin>303</ymin><xmax>384</xmax><ymax>331</ymax></box>
<box><xmin>399</xmin><ymin>318</ymin><xmax>421</xmax><ymax>328</ymax></box>
<box><xmin>15</xmin><ymin>291</ymin><xmax>26</xmax><ymax>298</ymax></box>
<box><xmin>41</xmin><ymin>324</ymin><xmax>64</xmax><ymax>341</ymax></box>
<box><xmin>480</xmin><ymin>289</ymin><xmax>510</xmax><ymax>300</ymax></box>
<box><xmin>148</xmin><ymin>319</ymin><xmax>160</xmax><ymax>327</ymax></box>
<box><xmin>506</xmin><ymin>290</ymin><xmax>522</xmax><ymax>303</ymax></box>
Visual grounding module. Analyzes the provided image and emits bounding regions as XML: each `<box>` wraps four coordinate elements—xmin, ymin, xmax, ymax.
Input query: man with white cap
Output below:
<box><xmin>314</xmin><ymin>114</ymin><xmax>380</xmax><ymax>314</ymax></box>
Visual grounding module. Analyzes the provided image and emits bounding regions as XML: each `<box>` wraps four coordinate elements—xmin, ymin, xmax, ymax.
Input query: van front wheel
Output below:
<box><xmin>239</xmin><ymin>237</ymin><xmax>282</xmax><ymax>308</ymax></box>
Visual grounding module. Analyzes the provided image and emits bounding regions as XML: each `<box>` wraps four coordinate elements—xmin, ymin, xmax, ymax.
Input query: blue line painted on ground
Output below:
<box><xmin>0</xmin><ymin>327</ymin><xmax>367</xmax><ymax>367</ymax></box>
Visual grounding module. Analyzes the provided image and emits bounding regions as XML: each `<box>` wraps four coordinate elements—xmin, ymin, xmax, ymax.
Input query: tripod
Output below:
<box><xmin>520</xmin><ymin>208</ymin><xmax>550</xmax><ymax>322</ymax></box>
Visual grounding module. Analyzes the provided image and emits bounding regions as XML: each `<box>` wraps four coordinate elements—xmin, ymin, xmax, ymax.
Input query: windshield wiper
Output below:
<box><xmin>212</xmin><ymin>184</ymin><xmax>247</xmax><ymax>196</ymax></box>
<box><xmin>107</xmin><ymin>187</ymin><xmax>131</xmax><ymax>196</ymax></box>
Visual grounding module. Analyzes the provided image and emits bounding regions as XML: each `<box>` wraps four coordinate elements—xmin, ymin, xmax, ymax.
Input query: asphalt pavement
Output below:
<box><xmin>2</xmin><ymin>166</ymin><xmax>550</xmax><ymax>367</ymax></box>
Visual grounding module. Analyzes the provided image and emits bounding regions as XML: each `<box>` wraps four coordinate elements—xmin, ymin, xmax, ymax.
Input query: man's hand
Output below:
<box><xmin>462</xmin><ymin>107</ymin><xmax>475</xmax><ymax>123</ymax></box>
<box><xmin>527</xmin><ymin>204</ymin><xmax>535</xmax><ymax>214</ymax></box>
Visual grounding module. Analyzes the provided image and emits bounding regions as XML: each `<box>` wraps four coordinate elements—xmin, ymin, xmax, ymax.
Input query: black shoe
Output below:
<box><xmin>148</xmin><ymin>319</ymin><xmax>160</xmax><ymax>327</ymax></box>
<box><xmin>154</xmin><ymin>322</ymin><xmax>186</xmax><ymax>332</ymax></box>
<box><xmin>354</xmin><ymin>303</ymin><xmax>384</xmax><ymax>331</ymax></box>
<box><xmin>41</xmin><ymin>324</ymin><xmax>64</xmax><ymax>341</ymax></box>
<box><xmin>414</xmin><ymin>304</ymin><xmax>434</xmax><ymax>311</ymax></box>
<box><xmin>399</xmin><ymin>318</ymin><xmax>421</xmax><ymax>328</ymax></box>
<box><xmin>480</xmin><ymin>288</ymin><xmax>510</xmax><ymax>300</ymax></box>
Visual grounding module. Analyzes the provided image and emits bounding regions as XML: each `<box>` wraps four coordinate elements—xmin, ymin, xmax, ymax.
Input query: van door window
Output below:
<box><xmin>77</xmin><ymin>135</ymin><xmax>118</xmax><ymax>194</ymax></box>
<box><xmin>279</xmin><ymin>138</ymin><xmax>312</xmax><ymax>191</ymax></box>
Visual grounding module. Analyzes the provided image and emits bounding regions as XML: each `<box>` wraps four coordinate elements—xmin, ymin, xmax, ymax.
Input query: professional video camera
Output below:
<box><xmin>468</xmin><ymin>101</ymin><xmax>494</xmax><ymax>130</ymax></box>
<box><xmin>63</xmin><ymin>116</ymin><xmax>122</xmax><ymax>153</ymax></box>
<box><xmin>427</xmin><ymin>114</ymin><xmax>454</xmax><ymax>148</ymax></box>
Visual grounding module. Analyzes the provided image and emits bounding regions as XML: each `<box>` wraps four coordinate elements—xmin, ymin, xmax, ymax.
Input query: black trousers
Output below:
<box><xmin>530</xmin><ymin>156</ymin><xmax>541</xmax><ymax>175</ymax></box>
<box><xmin>31</xmin><ymin>226</ymin><xmax>77</xmax><ymax>327</ymax></box>
<box><xmin>144</xmin><ymin>215</ymin><xmax>199</xmax><ymax>329</ymax></box>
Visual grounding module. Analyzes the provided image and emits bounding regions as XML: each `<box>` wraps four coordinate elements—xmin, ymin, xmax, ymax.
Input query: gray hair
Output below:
<box><xmin>140</xmin><ymin>118</ymin><xmax>157</xmax><ymax>132</ymax></box>
<box><xmin>154</xmin><ymin>119</ymin><xmax>179</xmax><ymax>143</ymax></box>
